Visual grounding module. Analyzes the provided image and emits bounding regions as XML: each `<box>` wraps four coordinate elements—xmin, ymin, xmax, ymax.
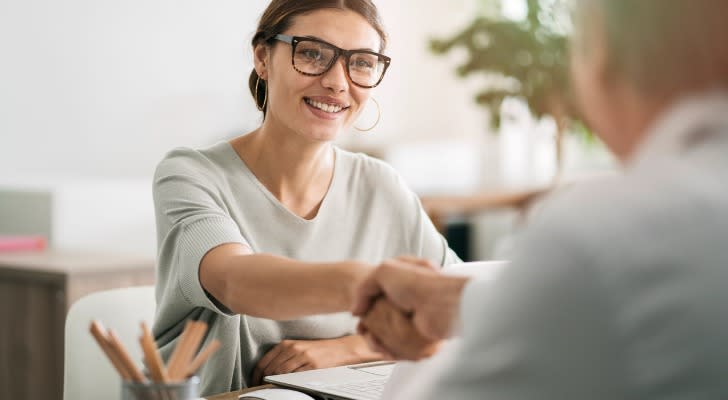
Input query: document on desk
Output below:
<box><xmin>441</xmin><ymin>260</ymin><xmax>508</xmax><ymax>280</ymax></box>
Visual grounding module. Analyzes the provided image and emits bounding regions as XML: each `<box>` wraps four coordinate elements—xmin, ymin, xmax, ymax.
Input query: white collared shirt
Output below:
<box><xmin>424</xmin><ymin>91</ymin><xmax>728</xmax><ymax>400</ymax></box>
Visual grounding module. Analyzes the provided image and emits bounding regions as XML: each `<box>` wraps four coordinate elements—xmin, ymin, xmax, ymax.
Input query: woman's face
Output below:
<box><xmin>255</xmin><ymin>9</ymin><xmax>382</xmax><ymax>143</ymax></box>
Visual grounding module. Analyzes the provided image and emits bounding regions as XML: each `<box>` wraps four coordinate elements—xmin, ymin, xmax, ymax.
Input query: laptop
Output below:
<box><xmin>264</xmin><ymin>261</ymin><xmax>508</xmax><ymax>400</ymax></box>
<box><xmin>264</xmin><ymin>360</ymin><xmax>395</xmax><ymax>400</ymax></box>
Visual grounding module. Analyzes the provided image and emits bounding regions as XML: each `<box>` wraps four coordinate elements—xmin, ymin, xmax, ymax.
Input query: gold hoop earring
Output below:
<box><xmin>255</xmin><ymin>75</ymin><xmax>267</xmax><ymax>111</ymax></box>
<box><xmin>354</xmin><ymin>97</ymin><xmax>381</xmax><ymax>132</ymax></box>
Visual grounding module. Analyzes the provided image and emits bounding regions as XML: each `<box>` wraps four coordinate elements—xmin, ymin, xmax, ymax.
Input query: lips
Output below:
<box><xmin>304</xmin><ymin>97</ymin><xmax>351</xmax><ymax>114</ymax></box>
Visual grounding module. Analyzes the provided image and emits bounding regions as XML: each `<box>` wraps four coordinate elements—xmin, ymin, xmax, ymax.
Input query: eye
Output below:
<box><xmin>350</xmin><ymin>56</ymin><xmax>376</xmax><ymax>70</ymax></box>
<box><xmin>355</xmin><ymin>59</ymin><xmax>373</xmax><ymax>68</ymax></box>
<box><xmin>298</xmin><ymin>48</ymin><xmax>322</xmax><ymax>61</ymax></box>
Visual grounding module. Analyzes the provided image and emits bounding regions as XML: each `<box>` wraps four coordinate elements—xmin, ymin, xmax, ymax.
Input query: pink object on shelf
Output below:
<box><xmin>0</xmin><ymin>236</ymin><xmax>48</xmax><ymax>252</ymax></box>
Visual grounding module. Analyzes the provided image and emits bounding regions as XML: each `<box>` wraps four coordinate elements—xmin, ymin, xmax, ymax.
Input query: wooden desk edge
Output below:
<box><xmin>421</xmin><ymin>187</ymin><xmax>551</xmax><ymax>232</ymax></box>
<box><xmin>420</xmin><ymin>187</ymin><xmax>550</xmax><ymax>217</ymax></box>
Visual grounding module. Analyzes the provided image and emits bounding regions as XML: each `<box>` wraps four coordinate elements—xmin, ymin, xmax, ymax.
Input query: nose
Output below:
<box><xmin>320</xmin><ymin>57</ymin><xmax>349</xmax><ymax>93</ymax></box>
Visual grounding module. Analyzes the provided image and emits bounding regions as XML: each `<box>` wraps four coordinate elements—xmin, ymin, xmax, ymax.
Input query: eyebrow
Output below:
<box><xmin>301</xmin><ymin>35</ymin><xmax>378</xmax><ymax>53</ymax></box>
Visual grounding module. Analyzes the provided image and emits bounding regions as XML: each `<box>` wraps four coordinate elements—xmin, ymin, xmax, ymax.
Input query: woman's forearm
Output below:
<box><xmin>208</xmin><ymin>251</ymin><xmax>372</xmax><ymax>319</ymax></box>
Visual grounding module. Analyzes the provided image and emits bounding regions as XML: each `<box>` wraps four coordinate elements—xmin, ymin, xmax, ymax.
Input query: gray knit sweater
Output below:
<box><xmin>151</xmin><ymin>142</ymin><xmax>460</xmax><ymax>396</ymax></box>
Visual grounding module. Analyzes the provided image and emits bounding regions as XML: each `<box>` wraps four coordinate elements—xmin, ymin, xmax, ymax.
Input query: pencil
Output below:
<box><xmin>107</xmin><ymin>329</ymin><xmax>147</xmax><ymax>383</ymax></box>
<box><xmin>170</xmin><ymin>321</ymin><xmax>207</xmax><ymax>380</ymax></box>
<box><xmin>139</xmin><ymin>322</ymin><xmax>169</xmax><ymax>383</ymax></box>
<box><xmin>166</xmin><ymin>320</ymin><xmax>195</xmax><ymax>381</ymax></box>
<box><xmin>89</xmin><ymin>320</ymin><xmax>131</xmax><ymax>381</ymax></box>
<box><xmin>185</xmin><ymin>339</ymin><xmax>221</xmax><ymax>378</ymax></box>
<box><xmin>178</xmin><ymin>322</ymin><xmax>207</xmax><ymax>379</ymax></box>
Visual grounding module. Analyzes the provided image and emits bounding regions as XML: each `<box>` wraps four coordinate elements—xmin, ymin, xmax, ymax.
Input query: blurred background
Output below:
<box><xmin>0</xmin><ymin>0</ymin><xmax>615</xmax><ymax>260</ymax></box>
<box><xmin>0</xmin><ymin>1</ymin><xmax>618</xmax><ymax>398</ymax></box>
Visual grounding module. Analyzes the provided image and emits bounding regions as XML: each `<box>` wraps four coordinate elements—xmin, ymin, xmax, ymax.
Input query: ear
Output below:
<box><xmin>253</xmin><ymin>43</ymin><xmax>270</xmax><ymax>80</ymax></box>
<box><xmin>593</xmin><ymin>33</ymin><xmax>613</xmax><ymax>89</ymax></box>
<box><xmin>586</xmin><ymin>7</ymin><xmax>614</xmax><ymax>88</ymax></box>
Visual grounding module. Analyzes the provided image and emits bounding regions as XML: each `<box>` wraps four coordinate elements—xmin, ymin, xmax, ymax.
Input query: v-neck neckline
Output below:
<box><xmin>221</xmin><ymin>141</ymin><xmax>340</xmax><ymax>224</ymax></box>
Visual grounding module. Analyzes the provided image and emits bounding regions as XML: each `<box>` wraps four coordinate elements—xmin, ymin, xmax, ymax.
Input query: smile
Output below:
<box><xmin>304</xmin><ymin>97</ymin><xmax>349</xmax><ymax>114</ymax></box>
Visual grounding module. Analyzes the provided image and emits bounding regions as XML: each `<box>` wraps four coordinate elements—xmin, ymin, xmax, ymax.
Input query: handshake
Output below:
<box><xmin>351</xmin><ymin>257</ymin><xmax>470</xmax><ymax>361</ymax></box>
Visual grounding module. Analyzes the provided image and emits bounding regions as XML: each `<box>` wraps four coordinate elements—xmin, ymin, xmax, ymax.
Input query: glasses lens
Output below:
<box><xmin>349</xmin><ymin>53</ymin><xmax>386</xmax><ymax>87</ymax></box>
<box><xmin>293</xmin><ymin>40</ymin><xmax>336</xmax><ymax>74</ymax></box>
<box><xmin>292</xmin><ymin>39</ymin><xmax>387</xmax><ymax>87</ymax></box>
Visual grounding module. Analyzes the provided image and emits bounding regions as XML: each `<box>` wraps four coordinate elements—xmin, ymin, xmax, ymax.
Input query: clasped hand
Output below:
<box><xmin>352</xmin><ymin>257</ymin><xmax>469</xmax><ymax>361</ymax></box>
<box><xmin>252</xmin><ymin>257</ymin><xmax>468</xmax><ymax>385</ymax></box>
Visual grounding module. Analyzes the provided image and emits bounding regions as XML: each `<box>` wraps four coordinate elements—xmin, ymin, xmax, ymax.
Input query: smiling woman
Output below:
<box><xmin>150</xmin><ymin>0</ymin><xmax>461</xmax><ymax>396</ymax></box>
<box><xmin>248</xmin><ymin>4</ymin><xmax>386</xmax><ymax>142</ymax></box>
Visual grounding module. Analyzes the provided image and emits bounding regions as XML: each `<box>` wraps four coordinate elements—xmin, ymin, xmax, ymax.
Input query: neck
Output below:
<box><xmin>232</xmin><ymin>118</ymin><xmax>335</xmax><ymax>212</ymax></box>
<box><xmin>612</xmin><ymin>88</ymin><xmax>673</xmax><ymax>163</ymax></box>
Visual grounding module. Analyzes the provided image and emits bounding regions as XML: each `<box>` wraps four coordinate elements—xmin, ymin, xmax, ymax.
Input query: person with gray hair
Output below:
<box><xmin>353</xmin><ymin>0</ymin><xmax>728</xmax><ymax>398</ymax></box>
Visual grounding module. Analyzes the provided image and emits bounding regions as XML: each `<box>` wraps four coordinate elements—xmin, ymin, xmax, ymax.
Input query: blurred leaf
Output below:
<box><xmin>430</xmin><ymin>0</ymin><xmax>584</xmax><ymax>135</ymax></box>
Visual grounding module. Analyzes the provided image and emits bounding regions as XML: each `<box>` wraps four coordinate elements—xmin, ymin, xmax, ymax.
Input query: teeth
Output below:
<box><xmin>306</xmin><ymin>98</ymin><xmax>343</xmax><ymax>113</ymax></box>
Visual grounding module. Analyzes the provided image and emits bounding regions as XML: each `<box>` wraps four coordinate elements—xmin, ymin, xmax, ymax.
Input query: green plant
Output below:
<box><xmin>430</xmin><ymin>0</ymin><xmax>576</xmax><ymax>130</ymax></box>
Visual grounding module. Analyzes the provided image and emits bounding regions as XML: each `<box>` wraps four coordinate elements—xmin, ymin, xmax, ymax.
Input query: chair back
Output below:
<box><xmin>63</xmin><ymin>286</ymin><xmax>155</xmax><ymax>400</ymax></box>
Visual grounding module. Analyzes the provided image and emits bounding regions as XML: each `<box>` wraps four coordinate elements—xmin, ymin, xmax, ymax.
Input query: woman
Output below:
<box><xmin>152</xmin><ymin>0</ymin><xmax>460</xmax><ymax>395</ymax></box>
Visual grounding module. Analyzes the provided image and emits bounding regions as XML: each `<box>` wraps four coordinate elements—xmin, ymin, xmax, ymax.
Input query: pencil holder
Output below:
<box><xmin>121</xmin><ymin>376</ymin><xmax>199</xmax><ymax>400</ymax></box>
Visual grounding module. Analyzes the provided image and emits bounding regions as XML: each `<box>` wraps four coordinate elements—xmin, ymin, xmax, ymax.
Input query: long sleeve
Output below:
<box><xmin>424</xmin><ymin>213</ymin><xmax>627</xmax><ymax>400</ymax></box>
<box><xmin>153</xmin><ymin>148</ymin><xmax>248</xmax><ymax>315</ymax></box>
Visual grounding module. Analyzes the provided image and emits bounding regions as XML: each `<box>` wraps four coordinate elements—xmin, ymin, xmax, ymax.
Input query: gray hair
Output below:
<box><xmin>574</xmin><ymin>0</ymin><xmax>728</xmax><ymax>97</ymax></box>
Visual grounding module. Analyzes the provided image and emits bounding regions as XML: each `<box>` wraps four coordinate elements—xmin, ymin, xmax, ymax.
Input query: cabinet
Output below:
<box><xmin>0</xmin><ymin>250</ymin><xmax>155</xmax><ymax>400</ymax></box>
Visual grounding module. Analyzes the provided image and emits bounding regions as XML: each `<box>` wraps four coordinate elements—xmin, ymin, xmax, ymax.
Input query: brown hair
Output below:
<box><xmin>248</xmin><ymin>0</ymin><xmax>387</xmax><ymax>117</ymax></box>
<box><xmin>576</xmin><ymin>0</ymin><xmax>728</xmax><ymax>97</ymax></box>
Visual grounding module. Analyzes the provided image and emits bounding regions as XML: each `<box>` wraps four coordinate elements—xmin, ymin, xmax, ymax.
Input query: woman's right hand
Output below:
<box><xmin>352</xmin><ymin>256</ymin><xmax>468</xmax><ymax>342</ymax></box>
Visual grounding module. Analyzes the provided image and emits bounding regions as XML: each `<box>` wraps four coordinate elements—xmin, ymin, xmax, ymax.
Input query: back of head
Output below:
<box><xmin>248</xmin><ymin>0</ymin><xmax>387</xmax><ymax>116</ymax></box>
<box><xmin>578</xmin><ymin>0</ymin><xmax>728</xmax><ymax>98</ymax></box>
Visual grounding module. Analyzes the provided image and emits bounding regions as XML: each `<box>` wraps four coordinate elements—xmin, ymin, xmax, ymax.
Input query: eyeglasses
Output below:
<box><xmin>272</xmin><ymin>34</ymin><xmax>391</xmax><ymax>89</ymax></box>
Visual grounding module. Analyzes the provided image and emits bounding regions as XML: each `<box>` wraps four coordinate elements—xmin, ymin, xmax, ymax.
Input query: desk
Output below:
<box><xmin>0</xmin><ymin>250</ymin><xmax>155</xmax><ymax>400</ymax></box>
<box><xmin>205</xmin><ymin>384</ymin><xmax>276</xmax><ymax>400</ymax></box>
<box><xmin>421</xmin><ymin>187</ymin><xmax>549</xmax><ymax>233</ymax></box>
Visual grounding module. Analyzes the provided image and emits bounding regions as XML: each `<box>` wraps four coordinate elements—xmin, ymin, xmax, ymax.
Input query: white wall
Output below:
<box><xmin>341</xmin><ymin>0</ymin><xmax>488</xmax><ymax>148</ymax></box>
<box><xmin>1</xmin><ymin>0</ymin><xmax>265</xmax><ymax>178</ymax></box>
<box><xmin>1</xmin><ymin>0</ymin><xmax>488</xmax><ymax>179</ymax></box>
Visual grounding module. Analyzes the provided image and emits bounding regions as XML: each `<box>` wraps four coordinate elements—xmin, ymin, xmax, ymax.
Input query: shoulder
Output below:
<box><xmin>154</xmin><ymin>142</ymin><xmax>233</xmax><ymax>181</ymax></box>
<box><xmin>524</xmin><ymin>173</ymin><xmax>660</xmax><ymax>246</ymax></box>
<box><xmin>505</xmin><ymin>174</ymin><xmax>658</xmax><ymax>288</ymax></box>
<box><xmin>532</xmin><ymin>163</ymin><xmax>724</xmax><ymax>248</ymax></box>
<box><xmin>515</xmin><ymin>165</ymin><xmax>728</xmax><ymax>286</ymax></box>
